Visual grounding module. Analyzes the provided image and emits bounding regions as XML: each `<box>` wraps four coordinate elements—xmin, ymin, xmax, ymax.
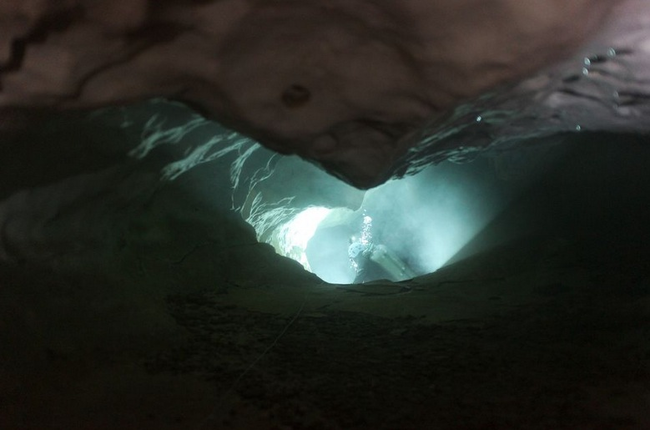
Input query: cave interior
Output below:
<box><xmin>0</xmin><ymin>99</ymin><xmax>649</xmax><ymax>430</ymax></box>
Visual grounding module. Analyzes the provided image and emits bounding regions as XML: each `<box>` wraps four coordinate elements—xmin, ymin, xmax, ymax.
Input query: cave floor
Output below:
<box><xmin>1</xmin><ymin>235</ymin><xmax>649</xmax><ymax>430</ymax></box>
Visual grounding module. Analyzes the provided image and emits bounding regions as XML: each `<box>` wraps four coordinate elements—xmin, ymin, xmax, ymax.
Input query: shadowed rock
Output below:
<box><xmin>1</xmin><ymin>0</ymin><xmax>648</xmax><ymax>187</ymax></box>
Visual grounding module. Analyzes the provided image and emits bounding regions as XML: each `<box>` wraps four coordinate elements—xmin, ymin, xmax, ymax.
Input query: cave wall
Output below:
<box><xmin>0</xmin><ymin>102</ymin><xmax>341</xmax><ymax>289</ymax></box>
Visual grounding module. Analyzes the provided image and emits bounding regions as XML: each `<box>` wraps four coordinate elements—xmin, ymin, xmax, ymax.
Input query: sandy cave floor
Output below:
<box><xmin>1</xmin><ymin>236</ymin><xmax>649</xmax><ymax>430</ymax></box>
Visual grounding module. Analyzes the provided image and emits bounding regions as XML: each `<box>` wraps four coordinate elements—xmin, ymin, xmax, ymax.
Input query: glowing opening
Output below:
<box><xmin>273</xmin><ymin>206</ymin><xmax>331</xmax><ymax>270</ymax></box>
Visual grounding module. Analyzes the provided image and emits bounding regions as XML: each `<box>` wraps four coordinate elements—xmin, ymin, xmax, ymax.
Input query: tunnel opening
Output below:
<box><xmin>265</xmin><ymin>205</ymin><xmax>332</xmax><ymax>272</ymax></box>
<box><xmin>258</xmin><ymin>141</ymin><xmax>556</xmax><ymax>284</ymax></box>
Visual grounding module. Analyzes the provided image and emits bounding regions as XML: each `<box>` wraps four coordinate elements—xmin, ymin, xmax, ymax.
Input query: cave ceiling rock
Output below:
<box><xmin>2</xmin><ymin>0</ymin><xmax>648</xmax><ymax>188</ymax></box>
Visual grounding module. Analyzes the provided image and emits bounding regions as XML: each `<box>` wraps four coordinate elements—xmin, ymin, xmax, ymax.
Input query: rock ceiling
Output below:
<box><xmin>2</xmin><ymin>0</ymin><xmax>649</xmax><ymax>187</ymax></box>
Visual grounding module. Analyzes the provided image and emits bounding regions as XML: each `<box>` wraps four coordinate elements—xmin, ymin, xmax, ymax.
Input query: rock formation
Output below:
<box><xmin>2</xmin><ymin>0</ymin><xmax>648</xmax><ymax>187</ymax></box>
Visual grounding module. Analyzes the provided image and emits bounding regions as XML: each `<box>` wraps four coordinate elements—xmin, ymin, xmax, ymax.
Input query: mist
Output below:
<box><xmin>302</xmin><ymin>142</ymin><xmax>558</xmax><ymax>284</ymax></box>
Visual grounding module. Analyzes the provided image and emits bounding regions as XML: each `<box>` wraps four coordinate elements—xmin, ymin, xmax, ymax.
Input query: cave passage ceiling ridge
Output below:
<box><xmin>0</xmin><ymin>0</ymin><xmax>649</xmax><ymax>188</ymax></box>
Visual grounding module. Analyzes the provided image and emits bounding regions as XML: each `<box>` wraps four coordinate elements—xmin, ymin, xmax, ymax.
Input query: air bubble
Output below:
<box><xmin>582</xmin><ymin>68</ymin><xmax>589</xmax><ymax>76</ymax></box>
<box><xmin>607</xmin><ymin>47</ymin><xmax>617</xmax><ymax>57</ymax></box>
<box><xmin>476</xmin><ymin>115</ymin><xmax>482</xmax><ymax>122</ymax></box>
<box><xmin>584</xmin><ymin>58</ymin><xmax>591</xmax><ymax>66</ymax></box>
<box><xmin>575</xmin><ymin>125</ymin><xmax>581</xmax><ymax>131</ymax></box>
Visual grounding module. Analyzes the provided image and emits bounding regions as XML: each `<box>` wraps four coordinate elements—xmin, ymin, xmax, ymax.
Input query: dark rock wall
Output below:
<box><xmin>0</xmin><ymin>102</ymin><xmax>324</xmax><ymax>288</ymax></box>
